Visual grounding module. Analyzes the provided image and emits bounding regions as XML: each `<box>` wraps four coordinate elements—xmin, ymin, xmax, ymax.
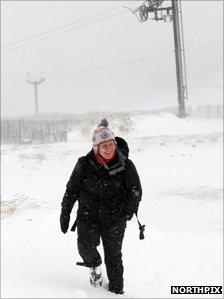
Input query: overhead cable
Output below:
<box><xmin>2</xmin><ymin>0</ymin><xmax>139</xmax><ymax>52</ymax></box>
<box><xmin>2</xmin><ymin>10</ymin><xmax>129</xmax><ymax>53</ymax></box>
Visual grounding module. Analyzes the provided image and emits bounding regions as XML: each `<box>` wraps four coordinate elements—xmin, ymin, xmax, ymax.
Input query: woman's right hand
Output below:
<box><xmin>60</xmin><ymin>213</ymin><xmax>70</xmax><ymax>234</ymax></box>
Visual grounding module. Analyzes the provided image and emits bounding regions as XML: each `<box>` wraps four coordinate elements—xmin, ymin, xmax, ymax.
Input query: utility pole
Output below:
<box><xmin>129</xmin><ymin>0</ymin><xmax>188</xmax><ymax>118</ymax></box>
<box><xmin>27</xmin><ymin>72</ymin><xmax>45</xmax><ymax>115</ymax></box>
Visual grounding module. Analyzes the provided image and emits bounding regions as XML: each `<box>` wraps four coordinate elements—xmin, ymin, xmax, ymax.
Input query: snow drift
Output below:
<box><xmin>1</xmin><ymin>110</ymin><xmax>223</xmax><ymax>298</ymax></box>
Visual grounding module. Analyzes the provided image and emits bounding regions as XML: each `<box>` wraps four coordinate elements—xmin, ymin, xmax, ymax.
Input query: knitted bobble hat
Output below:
<box><xmin>92</xmin><ymin>119</ymin><xmax>115</xmax><ymax>148</ymax></box>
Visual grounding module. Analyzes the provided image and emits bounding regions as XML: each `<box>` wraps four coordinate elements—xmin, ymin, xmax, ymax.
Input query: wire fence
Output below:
<box><xmin>1</xmin><ymin>105</ymin><xmax>222</xmax><ymax>144</ymax></box>
<box><xmin>189</xmin><ymin>105</ymin><xmax>223</xmax><ymax>119</ymax></box>
<box><xmin>1</xmin><ymin>119</ymin><xmax>76</xmax><ymax>144</ymax></box>
<box><xmin>157</xmin><ymin>104</ymin><xmax>223</xmax><ymax>119</ymax></box>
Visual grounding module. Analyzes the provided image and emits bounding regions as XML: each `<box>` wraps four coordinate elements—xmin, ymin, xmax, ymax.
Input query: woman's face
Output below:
<box><xmin>99</xmin><ymin>140</ymin><xmax>116</xmax><ymax>159</ymax></box>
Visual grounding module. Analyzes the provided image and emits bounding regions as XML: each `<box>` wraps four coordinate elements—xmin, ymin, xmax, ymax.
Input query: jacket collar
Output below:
<box><xmin>86</xmin><ymin>149</ymin><xmax>126</xmax><ymax>176</ymax></box>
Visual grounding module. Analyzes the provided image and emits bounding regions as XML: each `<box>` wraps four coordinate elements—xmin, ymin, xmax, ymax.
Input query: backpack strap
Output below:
<box><xmin>135</xmin><ymin>210</ymin><xmax>145</xmax><ymax>240</ymax></box>
<box><xmin>70</xmin><ymin>219</ymin><xmax>77</xmax><ymax>232</ymax></box>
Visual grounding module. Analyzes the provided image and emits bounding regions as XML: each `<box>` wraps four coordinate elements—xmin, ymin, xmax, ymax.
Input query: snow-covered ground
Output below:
<box><xmin>1</xmin><ymin>112</ymin><xmax>223</xmax><ymax>298</ymax></box>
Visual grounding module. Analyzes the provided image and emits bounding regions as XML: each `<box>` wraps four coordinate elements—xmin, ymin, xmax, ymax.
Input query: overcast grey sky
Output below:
<box><xmin>1</xmin><ymin>0</ymin><xmax>223</xmax><ymax>116</ymax></box>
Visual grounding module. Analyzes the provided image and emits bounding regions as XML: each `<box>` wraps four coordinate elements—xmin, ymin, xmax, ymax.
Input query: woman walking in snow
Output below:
<box><xmin>60</xmin><ymin>119</ymin><xmax>142</xmax><ymax>295</ymax></box>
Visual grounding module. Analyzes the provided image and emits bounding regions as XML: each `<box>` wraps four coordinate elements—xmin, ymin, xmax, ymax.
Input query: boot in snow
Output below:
<box><xmin>89</xmin><ymin>266</ymin><xmax>103</xmax><ymax>287</ymax></box>
<box><xmin>108</xmin><ymin>283</ymin><xmax>124</xmax><ymax>294</ymax></box>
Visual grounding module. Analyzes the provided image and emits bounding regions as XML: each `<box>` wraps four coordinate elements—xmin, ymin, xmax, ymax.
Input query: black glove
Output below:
<box><xmin>60</xmin><ymin>213</ymin><xmax>70</xmax><ymax>234</ymax></box>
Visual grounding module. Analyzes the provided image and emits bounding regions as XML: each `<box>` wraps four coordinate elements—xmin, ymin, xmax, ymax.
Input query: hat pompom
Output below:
<box><xmin>99</xmin><ymin>118</ymin><xmax>108</xmax><ymax>127</ymax></box>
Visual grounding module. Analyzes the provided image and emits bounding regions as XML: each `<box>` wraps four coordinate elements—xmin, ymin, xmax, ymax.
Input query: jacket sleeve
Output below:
<box><xmin>123</xmin><ymin>159</ymin><xmax>142</xmax><ymax>220</ymax></box>
<box><xmin>61</xmin><ymin>157</ymin><xmax>85</xmax><ymax>215</ymax></box>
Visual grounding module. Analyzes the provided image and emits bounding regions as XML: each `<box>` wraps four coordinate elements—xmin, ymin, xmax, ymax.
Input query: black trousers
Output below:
<box><xmin>77</xmin><ymin>220</ymin><xmax>126</xmax><ymax>287</ymax></box>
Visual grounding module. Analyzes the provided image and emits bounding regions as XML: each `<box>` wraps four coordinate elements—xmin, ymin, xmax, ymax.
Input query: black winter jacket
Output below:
<box><xmin>61</xmin><ymin>146</ymin><xmax>142</xmax><ymax>229</ymax></box>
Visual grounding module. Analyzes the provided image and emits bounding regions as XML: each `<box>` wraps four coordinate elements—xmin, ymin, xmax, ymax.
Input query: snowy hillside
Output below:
<box><xmin>1</xmin><ymin>112</ymin><xmax>223</xmax><ymax>298</ymax></box>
